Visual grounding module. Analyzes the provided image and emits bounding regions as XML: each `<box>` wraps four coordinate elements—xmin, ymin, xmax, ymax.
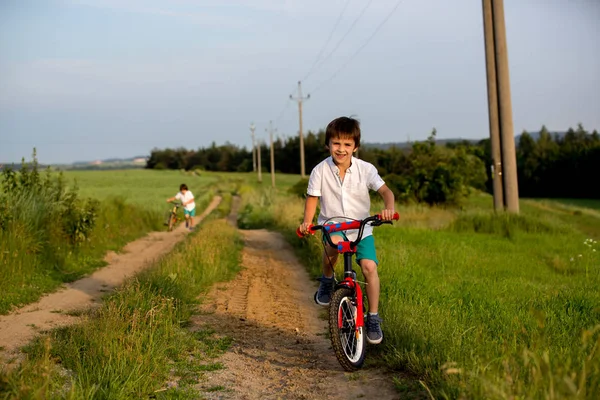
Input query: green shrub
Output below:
<box><xmin>288</xmin><ymin>178</ymin><xmax>309</xmax><ymax>199</ymax></box>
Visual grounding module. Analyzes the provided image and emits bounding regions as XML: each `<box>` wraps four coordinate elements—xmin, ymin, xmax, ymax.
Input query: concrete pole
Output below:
<box><xmin>290</xmin><ymin>81</ymin><xmax>310</xmax><ymax>178</ymax></box>
<box><xmin>482</xmin><ymin>0</ymin><xmax>504</xmax><ymax>212</ymax></box>
<box><xmin>492</xmin><ymin>0</ymin><xmax>519</xmax><ymax>213</ymax></box>
<box><xmin>250</xmin><ymin>123</ymin><xmax>256</xmax><ymax>172</ymax></box>
<box><xmin>257</xmin><ymin>140</ymin><xmax>262</xmax><ymax>183</ymax></box>
<box><xmin>268</xmin><ymin>121</ymin><xmax>276</xmax><ymax>188</ymax></box>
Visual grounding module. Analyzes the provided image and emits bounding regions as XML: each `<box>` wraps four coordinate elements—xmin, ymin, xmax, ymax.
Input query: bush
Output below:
<box><xmin>1</xmin><ymin>153</ymin><xmax>98</xmax><ymax>246</ymax></box>
<box><xmin>383</xmin><ymin>130</ymin><xmax>486</xmax><ymax>206</ymax></box>
<box><xmin>288</xmin><ymin>178</ymin><xmax>309</xmax><ymax>199</ymax></box>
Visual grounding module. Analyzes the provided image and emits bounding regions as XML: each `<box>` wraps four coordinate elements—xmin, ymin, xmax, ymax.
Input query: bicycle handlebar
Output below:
<box><xmin>296</xmin><ymin>212</ymin><xmax>399</xmax><ymax>248</ymax></box>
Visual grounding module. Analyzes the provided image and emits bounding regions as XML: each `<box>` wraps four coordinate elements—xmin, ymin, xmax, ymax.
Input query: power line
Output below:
<box><xmin>301</xmin><ymin>0</ymin><xmax>352</xmax><ymax>82</ymax></box>
<box><xmin>309</xmin><ymin>0</ymin><xmax>403</xmax><ymax>95</ymax></box>
<box><xmin>303</xmin><ymin>0</ymin><xmax>374</xmax><ymax>83</ymax></box>
<box><xmin>275</xmin><ymin>100</ymin><xmax>292</xmax><ymax>125</ymax></box>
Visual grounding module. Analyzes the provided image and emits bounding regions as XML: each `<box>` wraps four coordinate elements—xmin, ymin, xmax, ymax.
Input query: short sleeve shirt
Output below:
<box><xmin>175</xmin><ymin>191</ymin><xmax>195</xmax><ymax>212</ymax></box>
<box><xmin>307</xmin><ymin>156</ymin><xmax>385</xmax><ymax>241</ymax></box>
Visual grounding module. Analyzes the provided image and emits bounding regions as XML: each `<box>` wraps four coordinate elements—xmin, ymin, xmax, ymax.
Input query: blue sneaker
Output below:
<box><xmin>366</xmin><ymin>314</ymin><xmax>383</xmax><ymax>344</ymax></box>
<box><xmin>314</xmin><ymin>275</ymin><xmax>335</xmax><ymax>306</ymax></box>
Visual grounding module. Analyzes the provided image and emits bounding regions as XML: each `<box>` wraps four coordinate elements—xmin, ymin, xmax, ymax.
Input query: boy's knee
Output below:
<box><xmin>360</xmin><ymin>260</ymin><xmax>378</xmax><ymax>275</ymax></box>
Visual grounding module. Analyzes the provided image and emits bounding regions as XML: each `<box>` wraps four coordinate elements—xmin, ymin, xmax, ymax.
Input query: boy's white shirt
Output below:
<box><xmin>175</xmin><ymin>191</ymin><xmax>195</xmax><ymax>212</ymax></box>
<box><xmin>307</xmin><ymin>156</ymin><xmax>385</xmax><ymax>241</ymax></box>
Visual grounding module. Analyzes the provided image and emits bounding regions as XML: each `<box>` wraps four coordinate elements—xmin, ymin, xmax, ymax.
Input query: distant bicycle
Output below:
<box><xmin>164</xmin><ymin>202</ymin><xmax>182</xmax><ymax>232</ymax></box>
<box><xmin>297</xmin><ymin>212</ymin><xmax>399</xmax><ymax>371</ymax></box>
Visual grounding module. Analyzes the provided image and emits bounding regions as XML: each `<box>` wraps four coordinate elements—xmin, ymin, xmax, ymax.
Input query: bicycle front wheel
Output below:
<box><xmin>167</xmin><ymin>213</ymin><xmax>177</xmax><ymax>231</ymax></box>
<box><xmin>329</xmin><ymin>287</ymin><xmax>366</xmax><ymax>371</ymax></box>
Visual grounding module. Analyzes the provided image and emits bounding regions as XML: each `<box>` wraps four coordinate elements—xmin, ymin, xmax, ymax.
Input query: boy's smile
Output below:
<box><xmin>328</xmin><ymin>137</ymin><xmax>357</xmax><ymax>168</ymax></box>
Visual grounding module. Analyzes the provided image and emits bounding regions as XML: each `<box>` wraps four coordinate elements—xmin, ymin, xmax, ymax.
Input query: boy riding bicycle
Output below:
<box><xmin>167</xmin><ymin>183</ymin><xmax>196</xmax><ymax>230</ymax></box>
<box><xmin>298</xmin><ymin>116</ymin><xmax>395</xmax><ymax>344</ymax></box>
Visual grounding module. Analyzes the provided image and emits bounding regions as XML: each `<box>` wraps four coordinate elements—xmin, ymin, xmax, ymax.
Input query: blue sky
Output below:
<box><xmin>1</xmin><ymin>0</ymin><xmax>598</xmax><ymax>164</ymax></box>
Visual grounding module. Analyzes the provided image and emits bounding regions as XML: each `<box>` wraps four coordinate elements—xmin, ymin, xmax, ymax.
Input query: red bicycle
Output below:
<box><xmin>297</xmin><ymin>212</ymin><xmax>399</xmax><ymax>371</ymax></box>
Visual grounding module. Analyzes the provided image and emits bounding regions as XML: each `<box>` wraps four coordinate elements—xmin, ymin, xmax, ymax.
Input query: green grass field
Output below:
<box><xmin>253</xmin><ymin>187</ymin><xmax>600</xmax><ymax>399</ymax></box>
<box><xmin>0</xmin><ymin>169</ymin><xmax>238</xmax><ymax>314</ymax></box>
<box><xmin>61</xmin><ymin>169</ymin><xmax>220</xmax><ymax>213</ymax></box>
<box><xmin>2</xmin><ymin>169</ymin><xmax>599</xmax><ymax>399</ymax></box>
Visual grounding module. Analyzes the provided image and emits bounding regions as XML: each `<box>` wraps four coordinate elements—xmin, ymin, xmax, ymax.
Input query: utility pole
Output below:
<box><xmin>481</xmin><ymin>0</ymin><xmax>519</xmax><ymax>213</ymax></box>
<box><xmin>482</xmin><ymin>0</ymin><xmax>504</xmax><ymax>212</ymax></box>
<box><xmin>250</xmin><ymin>122</ymin><xmax>256</xmax><ymax>172</ymax></box>
<box><xmin>290</xmin><ymin>81</ymin><xmax>310</xmax><ymax>178</ymax></box>
<box><xmin>257</xmin><ymin>138</ymin><xmax>262</xmax><ymax>183</ymax></box>
<box><xmin>267</xmin><ymin>121</ymin><xmax>276</xmax><ymax>188</ymax></box>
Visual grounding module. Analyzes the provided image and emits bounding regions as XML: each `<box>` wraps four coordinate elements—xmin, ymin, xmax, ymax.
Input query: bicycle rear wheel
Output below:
<box><xmin>329</xmin><ymin>287</ymin><xmax>366</xmax><ymax>371</ymax></box>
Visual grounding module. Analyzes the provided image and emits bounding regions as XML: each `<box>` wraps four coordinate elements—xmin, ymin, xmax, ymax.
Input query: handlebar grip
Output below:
<box><xmin>375</xmin><ymin>212</ymin><xmax>400</xmax><ymax>221</ymax></box>
<box><xmin>296</xmin><ymin>225</ymin><xmax>315</xmax><ymax>238</ymax></box>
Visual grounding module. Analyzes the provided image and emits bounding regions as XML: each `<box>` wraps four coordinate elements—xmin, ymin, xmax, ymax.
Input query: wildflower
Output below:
<box><xmin>578</xmin><ymin>254</ymin><xmax>583</xmax><ymax>257</ymax></box>
<box><xmin>570</xmin><ymin>257</ymin><xmax>574</xmax><ymax>262</ymax></box>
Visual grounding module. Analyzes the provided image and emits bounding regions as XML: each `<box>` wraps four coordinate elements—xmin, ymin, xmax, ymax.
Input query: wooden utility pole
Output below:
<box><xmin>482</xmin><ymin>0</ymin><xmax>519</xmax><ymax>213</ymax></box>
<box><xmin>267</xmin><ymin>121</ymin><xmax>276</xmax><ymax>188</ymax></box>
<box><xmin>482</xmin><ymin>0</ymin><xmax>504</xmax><ymax>212</ymax></box>
<box><xmin>290</xmin><ymin>81</ymin><xmax>310</xmax><ymax>178</ymax></box>
<box><xmin>250</xmin><ymin>122</ymin><xmax>256</xmax><ymax>172</ymax></box>
<box><xmin>257</xmin><ymin>138</ymin><xmax>262</xmax><ymax>183</ymax></box>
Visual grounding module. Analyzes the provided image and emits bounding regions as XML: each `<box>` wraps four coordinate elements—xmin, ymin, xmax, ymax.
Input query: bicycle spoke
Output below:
<box><xmin>329</xmin><ymin>288</ymin><xmax>366</xmax><ymax>371</ymax></box>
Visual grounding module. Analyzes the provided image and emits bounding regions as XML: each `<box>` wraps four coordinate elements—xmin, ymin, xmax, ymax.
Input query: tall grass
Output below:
<box><xmin>0</xmin><ymin>219</ymin><xmax>242</xmax><ymax>399</ymax></box>
<box><xmin>0</xmin><ymin>166</ymin><xmax>217</xmax><ymax>314</ymax></box>
<box><xmin>241</xmin><ymin>185</ymin><xmax>600</xmax><ymax>398</ymax></box>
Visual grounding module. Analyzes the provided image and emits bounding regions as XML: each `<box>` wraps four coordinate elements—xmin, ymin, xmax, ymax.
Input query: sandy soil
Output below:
<box><xmin>0</xmin><ymin>195</ymin><xmax>422</xmax><ymax>399</ymax></box>
<box><xmin>192</xmin><ymin>228</ymin><xmax>403</xmax><ymax>399</ymax></box>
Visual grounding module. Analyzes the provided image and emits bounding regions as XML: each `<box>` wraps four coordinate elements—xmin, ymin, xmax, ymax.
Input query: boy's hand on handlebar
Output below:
<box><xmin>299</xmin><ymin>222</ymin><xmax>312</xmax><ymax>235</ymax></box>
<box><xmin>380</xmin><ymin>209</ymin><xmax>396</xmax><ymax>221</ymax></box>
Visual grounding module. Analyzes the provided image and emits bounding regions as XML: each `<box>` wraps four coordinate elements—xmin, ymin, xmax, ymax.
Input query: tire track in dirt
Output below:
<box><xmin>0</xmin><ymin>196</ymin><xmax>222</xmax><ymax>365</ymax></box>
<box><xmin>191</xmin><ymin>199</ymin><xmax>408</xmax><ymax>399</ymax></box>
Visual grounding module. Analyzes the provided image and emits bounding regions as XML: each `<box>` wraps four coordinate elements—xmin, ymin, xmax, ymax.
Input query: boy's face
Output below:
<box><xmin>181</xmin><ymin>188</ymin><xmax>187</xmax><ymax>194</ymax></box>
<box><xmin>327</xmin><ymin>135</ymin><xmax>357</xmax><ymax>167</ymax></box>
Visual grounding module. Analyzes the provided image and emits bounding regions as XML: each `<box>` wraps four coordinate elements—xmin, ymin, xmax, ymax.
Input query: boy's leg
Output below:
<box><xmin>359</xmin><ymin>259</ymin><xmax>380</xmax><ymax>314</ymax></box>
<box><xmin>189</xmin><ymin>208</ymin><xmax>195</xmax><ymax>228</ymax></box>
<box><xmin>315</xmin><ymin>234</ymin><xmax>343</xmax><ymax>306</ymax></box>
<box><xmin>322</xmin><ymin>237</ymin><xmax>341</xmax><ymax>278</ymax></box>
<box><xmin>356</xmin><ymin>236</ymin><xmax>383</xmax><ymax>344</ymax></box>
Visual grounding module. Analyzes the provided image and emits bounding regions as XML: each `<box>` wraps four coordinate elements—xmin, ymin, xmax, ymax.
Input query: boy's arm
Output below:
<box><xmin>377</xmin><ymin>184</ymin><xmax>396</xmax><ymax>220</ymax></box>
<box><xmin>166</xmin><ymin>196</ymin><xmax>176</xmax><ymax>202</ymax></box>
<box><xmin>300</xmin><ymin>195</ymin><xmax>319</xmax><ymax>234</ymax></box>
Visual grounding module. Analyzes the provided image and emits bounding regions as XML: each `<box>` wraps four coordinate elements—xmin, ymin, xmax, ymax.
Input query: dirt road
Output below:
<box><xmin>193</xmin><ymin>228</ymin><xmax>402</xmax><ymax>399</ymax></box>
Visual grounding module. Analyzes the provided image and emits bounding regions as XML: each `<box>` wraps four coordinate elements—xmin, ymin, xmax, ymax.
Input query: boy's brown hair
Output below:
<box><xmin>325</xmin><ymin>116</ymin><xmax>361</xmax><ymax>148</ymax></box>
<box><xmin>180</xmin><ymin>184</ymin><xmax>188</xmax><ymax>191</ymax></box>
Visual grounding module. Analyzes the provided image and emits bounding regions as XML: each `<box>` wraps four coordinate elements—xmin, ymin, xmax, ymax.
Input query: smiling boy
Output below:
<box><xmin>298</xmin><ymin>116</ymin><xmax>395</xmax><ymax>344</ymax></box>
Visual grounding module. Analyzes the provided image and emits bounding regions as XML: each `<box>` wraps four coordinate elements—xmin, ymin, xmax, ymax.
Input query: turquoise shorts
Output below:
<box><xmin>184</xmin><ymin>208</ymin><xmax>196</xmax><ymax>217</ymax></box>
<box><xmin>323</xmin><ymin>231</ymin><xmax>379</xmax><ymax>266</ymax></box>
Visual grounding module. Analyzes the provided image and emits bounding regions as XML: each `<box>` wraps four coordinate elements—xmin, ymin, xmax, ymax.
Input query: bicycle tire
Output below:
<box><xmin>167</xmin><ymin>213</ymin><xmax>177</xmax><ymax>232</ymax></box>
<box><xmin>329</xmin><ymin>287</ymin><xmax>366</xmax><ymax>371</ymax></box>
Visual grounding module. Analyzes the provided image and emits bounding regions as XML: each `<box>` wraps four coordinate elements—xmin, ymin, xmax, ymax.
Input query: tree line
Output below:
<box><xmin>146</xmin><ymin>123</ymin><xmax>599</xmax><ymax>203</ymax></box>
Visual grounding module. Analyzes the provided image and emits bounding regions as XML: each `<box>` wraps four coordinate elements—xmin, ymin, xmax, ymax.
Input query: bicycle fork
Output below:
<box><xmin>335</xmin><ymin>252</ymin><xmax>365</xmax><ymax>331</ymax></box>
